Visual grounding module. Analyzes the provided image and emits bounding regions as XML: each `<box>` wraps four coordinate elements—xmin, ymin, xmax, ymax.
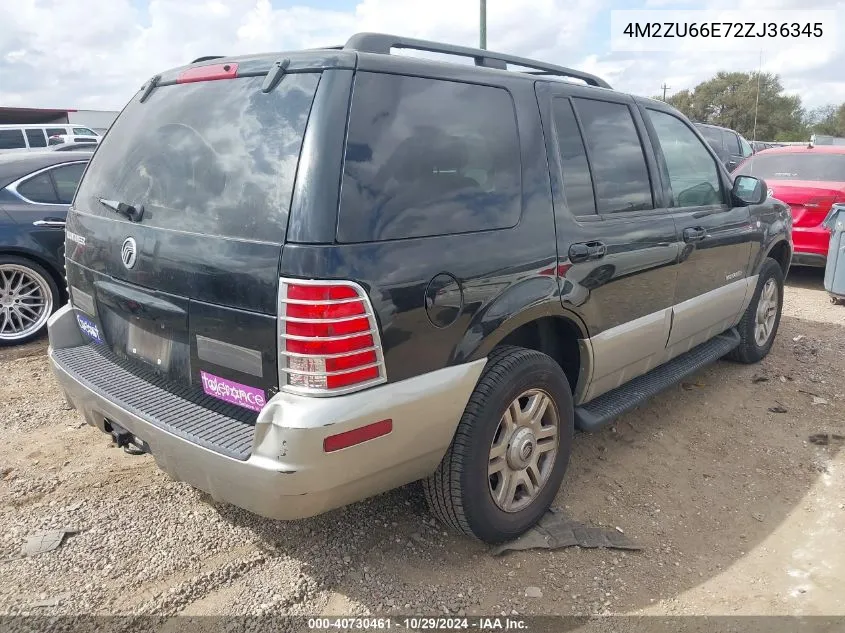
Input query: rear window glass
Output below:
<box><xmin>337</xmin><ymin>72</ymin><xmax>522</xmax><ymax>242</ymax></box>
<box><xmin>735</xmin><ymin>153</ymin><xmax>845</xmax><ymax>182</ymax></box>
<box><xmin>74</xmin><ymin>74</ymin><xmax>320</xmax><ymax>243</ymax></box>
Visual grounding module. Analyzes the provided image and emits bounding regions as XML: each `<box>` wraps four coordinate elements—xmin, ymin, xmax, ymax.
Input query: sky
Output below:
<box><xmin>1</xmin><ymin>0</ymin><xmax>844</xmax><ymax>113</ymax></box>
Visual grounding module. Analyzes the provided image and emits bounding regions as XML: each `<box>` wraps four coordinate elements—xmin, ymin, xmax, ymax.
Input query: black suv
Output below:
<box><xmin>47</xmin><ymin>34</ymin><xmax>792</xmax><ymax>543</ymax></box>
<box><xmin>694</xmin><ymin>122</ymin><xmax>754</xmax><ymax>171</ymax></box>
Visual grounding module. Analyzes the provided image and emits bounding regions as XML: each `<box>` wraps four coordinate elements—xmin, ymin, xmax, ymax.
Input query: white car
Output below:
<box><xmin>47</xmin><ymin>133</ymin><xmax>100</xmax><ymax>148</ymax></box>
<box><xmin>0</xmin><ymin>124</ymin><xmax>100</xmax><ymax>154</ymax></box>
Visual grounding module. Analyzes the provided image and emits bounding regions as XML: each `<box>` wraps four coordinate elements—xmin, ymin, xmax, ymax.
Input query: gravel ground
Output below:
<box><xmin>0</xmin><ymin>267</ymin><xmax>843</xmax><ymax>623</ymax></box>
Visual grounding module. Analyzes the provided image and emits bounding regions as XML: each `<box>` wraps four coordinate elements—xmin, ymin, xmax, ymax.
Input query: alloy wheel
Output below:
<box><xmin>488</xmin><ymin>389</ymin><xmax>560</xmax><ymax>513</ymax></box>
<box><xmin>0</xmin><ymin>264</ymin><xmax>53</xmax><ymax>342</ymax></box>
<box><xmin>754</xmin><ymin>278</ymin><xmax>778</xmax><ymax>347</ymax></box>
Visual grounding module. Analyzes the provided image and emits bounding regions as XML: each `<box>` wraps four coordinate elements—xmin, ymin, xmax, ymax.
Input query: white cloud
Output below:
<box><xmin>0</xmin><ymin>0</ymin><xmax>843</xmax><ymax>112</ymax></box>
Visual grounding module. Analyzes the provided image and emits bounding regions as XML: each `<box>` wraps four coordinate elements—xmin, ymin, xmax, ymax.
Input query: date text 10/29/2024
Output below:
<box><xmin>308</xmin><ymin>617</ymin><xmax>528</xmax><ymax>631</ymax></box>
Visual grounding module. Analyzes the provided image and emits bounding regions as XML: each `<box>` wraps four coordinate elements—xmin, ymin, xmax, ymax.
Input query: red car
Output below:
<box><xmin>733</xmin><ymin>144</ymin><xmax>845</xmax><ymax>266</ymax></box>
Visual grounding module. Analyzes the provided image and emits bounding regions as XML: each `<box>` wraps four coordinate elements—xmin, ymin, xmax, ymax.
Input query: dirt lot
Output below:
<box><xmin>0</xmin><ymin>268</ymin><xmax>843</xmax><ymax>622</ymax></box>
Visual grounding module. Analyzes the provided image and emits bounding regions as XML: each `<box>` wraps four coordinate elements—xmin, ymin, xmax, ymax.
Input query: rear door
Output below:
<box><xmin>539</xmin><ymin>84</ymin><xmax>681</xmax><ymax>402</ymax></box>
<box><xmin>641</xmin><ymin>106</ymin><xmax>753</xmax><ymax>351</ymax></box>
<box><xmin>65</xmin><ymin>70</ymin><xmax>321</xmax><ymax>406</ymax></box>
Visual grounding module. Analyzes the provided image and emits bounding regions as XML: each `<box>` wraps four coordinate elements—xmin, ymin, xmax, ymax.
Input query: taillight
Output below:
<box><xmin>278</xmin><ymin>279</ymin><xmax>386</xmax><ymax>395</ymax></box>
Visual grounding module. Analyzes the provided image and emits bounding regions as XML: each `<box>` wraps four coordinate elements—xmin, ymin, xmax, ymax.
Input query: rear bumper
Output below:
<box><xmin>792</xmin><ymin>226</ymin><xmax>830</xmax><ymax>265</ymax></box>
<box><xmin>47</xmin><ymin>304</ymin><xmax>485</xmax><ymax>520</ymax></box>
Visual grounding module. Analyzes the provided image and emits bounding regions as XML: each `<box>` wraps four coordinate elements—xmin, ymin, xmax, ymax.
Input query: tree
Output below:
<box><xmin>807</xmin><ymin>103</ymin><xmax>845</xmax><ymax>137</ymax></box>
<box><xmin>664</xmin><ymin>89</ymin><xmax>693</xmax><ymax>115</ymax></box>
<box><xmin>663</xmin><ymin>72</ymin><xmax>805</xmax><ymax>141</ymax></box>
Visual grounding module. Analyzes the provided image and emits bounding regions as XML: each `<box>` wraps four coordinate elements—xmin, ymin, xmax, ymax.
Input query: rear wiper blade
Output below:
<box><xmin>98</xmin><ymin>198</ymin><xmax>144</xmax><ymax>222</ymax></box>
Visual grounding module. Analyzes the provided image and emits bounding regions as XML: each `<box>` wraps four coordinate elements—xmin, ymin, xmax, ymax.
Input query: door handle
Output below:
<box><xmin>33</xmin><ymin>219</ymin><xmax>66</xmax><ymax>228</ymax></box>
<box><xmin>683</xmin><ymin>227</ymin><xmax>707</xmax><ymax>243</ymax></box>
<box><xmin>569</xmin><ymin>241</ymin><xmax>607</xmax><ymax>263</ymax></box>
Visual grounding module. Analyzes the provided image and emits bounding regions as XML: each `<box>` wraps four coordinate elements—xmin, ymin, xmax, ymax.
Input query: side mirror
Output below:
<box><xmin>732</xmin><ymin>175</ymin><xmax>767</xmax><ymax>205</ymax></box>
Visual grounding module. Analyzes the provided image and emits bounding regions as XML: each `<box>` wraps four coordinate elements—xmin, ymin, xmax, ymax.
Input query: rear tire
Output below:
<box><xmin>423</xmin><ymin>346</ymin><xmax>574</xmax><ymax>543</ymax></box>
<box><xmin>728</xmin><ymin>258</ymin><xmax>783</xmax><ymax>364</ymax></box>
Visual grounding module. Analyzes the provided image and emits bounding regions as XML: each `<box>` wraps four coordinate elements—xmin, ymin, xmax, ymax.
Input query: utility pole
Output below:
<box><xmin>480</xmin><ymin>0</ymin><xmax>487</xmax><ymax>49</ymax></box>
<box><xmin>661</xmin><ymin>83</ymin><xmax>670</xmax><ymax>101</ymax></box>
<box><xmin>751</xmin><ymin>50</ymin><xmax>762</xmax><ymax>142</ymax></box>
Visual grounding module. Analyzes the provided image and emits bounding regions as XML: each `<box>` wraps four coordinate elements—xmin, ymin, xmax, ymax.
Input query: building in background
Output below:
<box><xmin>0</xmin><ymin>107</ymin><xmax>118</xmax><ymax>134</ymax></box>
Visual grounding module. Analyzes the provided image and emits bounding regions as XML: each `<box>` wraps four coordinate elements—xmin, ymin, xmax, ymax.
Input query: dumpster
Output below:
<box><xmin>823</xmin><ymin>203</ymin><xmax>845</xmax><ymax>305</ymax></box>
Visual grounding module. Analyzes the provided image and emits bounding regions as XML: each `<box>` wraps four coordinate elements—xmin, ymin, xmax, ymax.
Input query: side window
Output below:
<box><xmin>46</xmin><ymin>128</ymin><xmax>67</xmax><ymax>137</ymax></box>
<box><xmin>572</xmin><ymin>98</ymin><xmax>653</xmax><ymax>214</ymax></box>
<box><xmin>739</xmin><ymin>135</ymin><xmax>753</xmax><ymax>158</ymax></box>
<box><xmin>73</xmin><ymin>127</ymin><xmax>96</xmax><ymax>136</ymax></box>
<box><xmin>0</xmin><ymin>130</ymin><xmax>26</xmax><ymax>150</ymax></box>
<box><xmin>552</xmin><ymin>98</ymin><xmax>596</xmax><ymax>216</ymax></box>
<box><xmin>16</xmin><ymin>172</ymin><xmax>59</xmax><ymax>204</ymax></box>
<box><xmin>723</xmin><ymin>130</ymin><xmax>741</xmax><ymax>154</ymax></box>
<box><xmin>49</xmin><ymin>163</ymin><xmax>87</xmax><ymax>204</ymax></box>
<box><xmin>647</xmin><ymin>109</ymin><xmax>723</xmax><ymax>208</ymax></box>
<box><xmin>338</xmin><ymin>72</ymin><xmax>522</xmax><ymax>242</ymax></box>
<box><xmin>25</xmin><ymin>129</ymin><xmax>47</xmax><ymax>148</ymax></box>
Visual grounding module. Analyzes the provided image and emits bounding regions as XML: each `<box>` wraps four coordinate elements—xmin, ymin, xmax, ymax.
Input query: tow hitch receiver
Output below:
<box><xmin>107</xmin><ymin>420</ymin><xmax>149</xmax><ymax>455</ymax></box>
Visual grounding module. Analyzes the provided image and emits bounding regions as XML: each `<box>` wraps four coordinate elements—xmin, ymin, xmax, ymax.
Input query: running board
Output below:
<box><xmin>574</xmin><ymin>329</ymin><xmax>741</xmax><ymax>432</ymax></box>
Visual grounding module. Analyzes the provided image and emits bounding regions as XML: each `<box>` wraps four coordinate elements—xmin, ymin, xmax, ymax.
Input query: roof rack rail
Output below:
<box><xmin>191</xmin><ymin>55</ymin><xmax>224</xmax><ymax>64</ymax></box>
<box><xmin>343</xmin><ymin>32</ymin><xmax>611</xmax><ymax>89</ymax></box>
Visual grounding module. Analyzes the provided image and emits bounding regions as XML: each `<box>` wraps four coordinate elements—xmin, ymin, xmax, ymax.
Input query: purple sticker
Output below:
<box><xmin>200</xmin><ymin>371</ymin><xmax>266</xmax><ymax>412</ymax></box>
<box><xmin>76</xmin><ymin>313</ymin><xmax>103</xmax><ymax>344</ymax></box>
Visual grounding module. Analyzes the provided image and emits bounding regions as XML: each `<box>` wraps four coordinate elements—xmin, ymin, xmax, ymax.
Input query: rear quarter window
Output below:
<box><xmin>17</xmin><ymin>172</ymin><xmax>59</xmax><ymax>204</ymax></box>
<box><xmin>337</xmin><ymin>73</ymin><xmax>522</xmax><ymax>242</ymax></box>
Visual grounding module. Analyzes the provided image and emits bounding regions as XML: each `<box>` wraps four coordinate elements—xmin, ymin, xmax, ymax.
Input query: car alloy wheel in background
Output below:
<box><xmin>0</xmin><ymin>263</ymin><xmax>54</xmax><ymax>343</ymax></box>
